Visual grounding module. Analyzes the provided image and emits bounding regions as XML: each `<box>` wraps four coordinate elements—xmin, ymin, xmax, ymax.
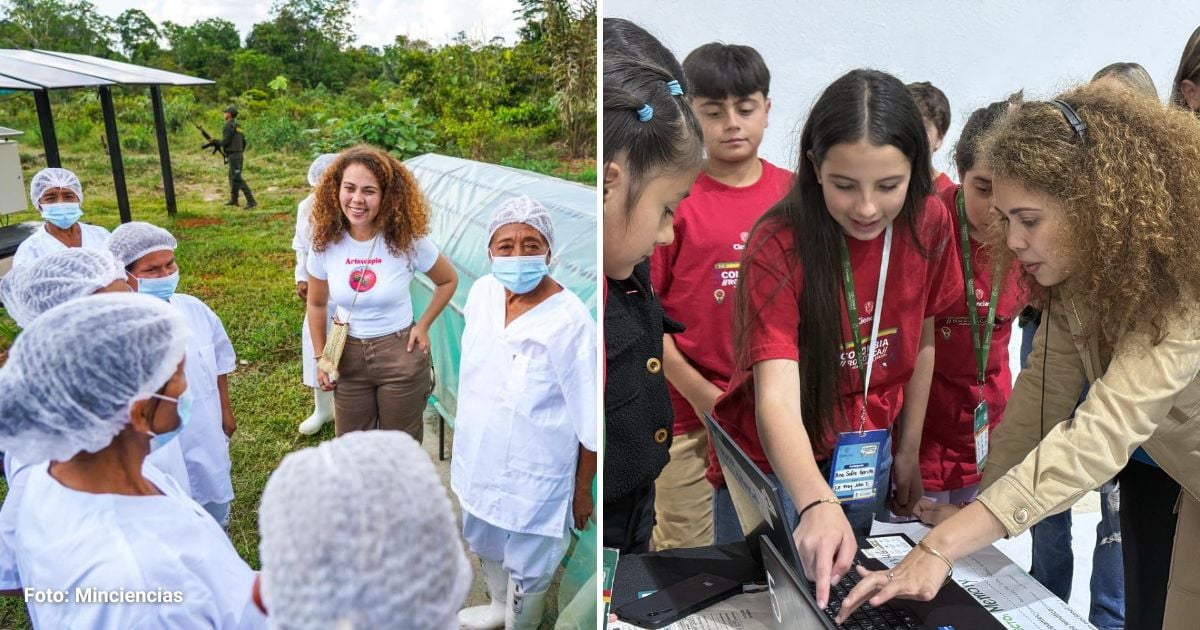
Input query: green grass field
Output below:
<box><xmin>0</xmin><ymin>141</ymin><xmax>588</xmax><ymax>627</ymax></box>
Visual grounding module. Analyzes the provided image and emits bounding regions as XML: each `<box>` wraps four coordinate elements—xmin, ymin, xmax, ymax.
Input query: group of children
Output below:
<box><xmin>604</xmin><ymin>18</ymin><xmax>1200</xmax><ymax>630</ymax></box>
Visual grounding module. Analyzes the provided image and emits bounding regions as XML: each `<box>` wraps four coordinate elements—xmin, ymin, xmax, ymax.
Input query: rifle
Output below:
<box><xmin>195</xmin><ymin>123</ymin><xmax>226</xmax><ymax>161</ymax></box>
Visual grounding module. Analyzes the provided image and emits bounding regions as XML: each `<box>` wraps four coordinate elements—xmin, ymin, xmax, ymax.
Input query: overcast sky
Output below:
<box><xmin>92</xmin><ymin>0</ymin><xmax>523</xmax><ymax>48</ymax></box>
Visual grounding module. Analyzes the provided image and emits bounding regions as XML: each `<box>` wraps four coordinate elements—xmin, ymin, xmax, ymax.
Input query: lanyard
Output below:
<box><xmin>838</xmin><ymin>224</ymin><xmax>892</xmax><ymax>433</ymax></box>
<box><xmin>955</xmin><ymin>189</ymin><xmax>1001</xmax><ymax>388</ymax></box>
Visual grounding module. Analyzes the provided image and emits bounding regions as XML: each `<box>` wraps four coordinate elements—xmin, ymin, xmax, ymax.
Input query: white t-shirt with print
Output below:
<box><xmin>307</xmin><ymin>234</ymin><xmax>439</xmax><ymax>338</ymax></box>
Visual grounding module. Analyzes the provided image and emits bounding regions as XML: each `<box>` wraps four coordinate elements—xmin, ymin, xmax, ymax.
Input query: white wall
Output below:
<box><xmin>605</xmin><ymin>1</ymin><xmax>1199</xmax><ymax>176</ymax></box>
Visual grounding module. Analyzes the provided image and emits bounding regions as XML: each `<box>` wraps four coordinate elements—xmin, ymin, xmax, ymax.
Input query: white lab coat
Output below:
<box><xmin>171</xmin><ymin>293</ymin><xmax>237</xmax><ymax>505</ymax></box>
<box><xmin>0</xmin><ymin>442</ymin><xmax>190</xmax><ymax>591</ymax></box>
<box><xmin>294</xmin><ymin>194</ymin><xmax>335</xmax><ymax>388</ymax></box>
<box><xmin>15</xmin><ymin>462</ymin><xmax>266</xmax><ymax>629</ymax></box>
<box><xmin>451</xmin><ymin>275</ymin><xmax>597</xmax><ymax>538</ymax></box>
<box><xmin>11</xmin><ymin>222</ymin><xmax>110</xmax><ymax>268</ymax></box>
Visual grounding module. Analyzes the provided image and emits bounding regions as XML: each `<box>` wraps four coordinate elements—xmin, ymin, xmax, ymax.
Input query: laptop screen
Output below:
<box><xmin>760</xmin><ymin>535</ymin><xmax>835</xmax><ymax>630</ymax></box>
<box><xmin>703</xmin><ymin>412</ymin><xmax>804</xmax><ymax>574</ymax></box>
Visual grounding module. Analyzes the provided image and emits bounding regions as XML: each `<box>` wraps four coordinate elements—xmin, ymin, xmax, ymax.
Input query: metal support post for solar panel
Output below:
<box><xmin>150</xmin><ymin>86</ymin><xmax>177</xmax><ymax>217</ymax></box>
<box><xmin>33</xmin><ymin>90</ymin><xmax>61</xmax><ymax>168</ymax></box>
<box><xmin>99</xmin><ymin>86</ymin><xmax>132</xmax><ymax>224</ymax></box>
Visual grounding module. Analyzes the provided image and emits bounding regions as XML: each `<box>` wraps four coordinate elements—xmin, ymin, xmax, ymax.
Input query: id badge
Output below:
<box><xmin>828</xmin><ymin>428</ymin><xmax>888</xmax><ymax>503</ymax></box>
<box><xmin>973</xmin><ymin>401</ymin><xmax>989</xmax><ymax>472</ymax></box>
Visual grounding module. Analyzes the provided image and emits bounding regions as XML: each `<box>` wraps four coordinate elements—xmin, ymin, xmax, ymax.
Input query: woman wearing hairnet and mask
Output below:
<box><xmin>292</xmin><ymin>153</ymin><xmax>339</xmax><ymax>435</ymax></box>
<box><xmin>0</xmin><ymin>293</ymin><xmax>266</xmax><ymax>629</ymax></box>
<box><xmin>451</xmin><ymin>196</ymin><xmax>598</xmax><ymax>630</ymax></box>
<box><xmin>108</xmin><ymin>222</ymin><xmax>238</xmax><ymax>528</ymax></box>
<box><xmin>257</xmin><ymin>431</ymin><xmax>471</xmax><ymax>629</ymax></box>
<box><xmin>0</xmin><ymin>249</ymin><xmax>192</xmax><ymax>596</ymax></box>
<box><xmin>12</xmin><ymin>167</ymin><xmax>110</xmax><ymax>268</ymax></box>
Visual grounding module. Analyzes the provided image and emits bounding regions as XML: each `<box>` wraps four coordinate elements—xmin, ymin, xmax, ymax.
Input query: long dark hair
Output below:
<box><xmin>736</xmin><ymin>69</ymin><xmax>932</xmax><ymax>446</ymax></box>
<box><xmin>602</xmin><ymin>18</ymin><xmax>703</xmax><ymax>210</ymax></box>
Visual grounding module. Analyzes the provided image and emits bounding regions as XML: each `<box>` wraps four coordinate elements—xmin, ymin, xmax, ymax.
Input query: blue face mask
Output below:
<box><xmin>40</xmin><ymin>202</ymin><xmax>83</xmax><ymax>229</ymax></box>
<box><xmin>147</xmin><ymin>389</ymin><xmax>192</xmax><ymax>450</ymax></box>
<box><xmin>135</xmin><ymin>271</ymin><xmax>180</xmax><ymax>301</ymax></box>
<box><xmin>492</xmin><ymin>255</ymin><xmax>549</xmax><ymax>294</ymax></box>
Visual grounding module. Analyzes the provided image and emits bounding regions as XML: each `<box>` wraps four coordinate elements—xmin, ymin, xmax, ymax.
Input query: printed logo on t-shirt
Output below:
<box><xmin>733</xmin><ymin>232</ymin><xmax>749</xmax><ymax>252</ymax></box>
<box><xmin>840</xmin><ymin>328</ymin><xmax>899</xmax><ymax>370</ymax></box>
<box><xmin>713</xmin><ymin>261</ymin><xmax>741</xmax><ymax>288</ymax></box>
<box><xmin>349</xmin><ymin>266</ymin><xmax>377</xmax><ymax>292</ymax></box>
<box><xmin>864</xmin><ymin>301</ymin><xmax>875</xmax><ymax>317</ymax></box>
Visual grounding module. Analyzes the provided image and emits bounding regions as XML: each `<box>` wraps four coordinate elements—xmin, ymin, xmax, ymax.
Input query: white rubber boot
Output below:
<box><xmin>298</xmin><ymin>388</ymin><xmax>334</xmax><ymax>435</ymax></box>
<box><xmin>506</xmin><ymin>577</ymin><xmax>548</xmax><ymax>630</ymax></box>
<box><xmin>458</xmin><ymin>558</ymin><xmax>508</xmax><ymax>629</ymax></box>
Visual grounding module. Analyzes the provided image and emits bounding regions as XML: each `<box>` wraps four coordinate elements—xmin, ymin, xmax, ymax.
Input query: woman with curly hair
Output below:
<box><xmin>838</xmin><ymin>82</ymin><xmax>1200</xmax><ymax>630</ymax></box>
<box><xmin>306</xmin><ymin>145</ymin><xmax>458</xmax><ymax>440</ymax></box>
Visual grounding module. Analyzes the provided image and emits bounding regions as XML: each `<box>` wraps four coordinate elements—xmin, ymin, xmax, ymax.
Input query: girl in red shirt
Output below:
<box><xmin>710</xmin><ymin>68</ymin><xmax>960</xmax><ymax>609</ymax></box>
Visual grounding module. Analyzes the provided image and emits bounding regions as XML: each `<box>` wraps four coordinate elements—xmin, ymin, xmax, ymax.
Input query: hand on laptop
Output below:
<box><xmin>914</xmin><ymin>498</ymin><xmax>961</xmax><ymax>526</ymax></box>
<box><xmin>833</xmin><ymin>543</ymin><xmax>950</xmax><ymax>624</ymax></box>
<box><xmin>793</xmin><ymin>503</ymin><xmax>857</xmax><ymax>610</ymax></box>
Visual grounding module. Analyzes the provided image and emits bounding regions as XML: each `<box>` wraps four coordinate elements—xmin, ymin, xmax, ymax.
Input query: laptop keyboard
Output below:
<box><xmin>807</xmin><ymin>561</ymin><xmax>921</xmax><ymax>629</ymax></box>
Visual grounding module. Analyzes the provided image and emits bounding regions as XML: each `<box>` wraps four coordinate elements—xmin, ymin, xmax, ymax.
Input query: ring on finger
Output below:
<box><xmin>886</xmin><ymin>571</ymin><xmax>895</xmax><ymax>584</ymax></box>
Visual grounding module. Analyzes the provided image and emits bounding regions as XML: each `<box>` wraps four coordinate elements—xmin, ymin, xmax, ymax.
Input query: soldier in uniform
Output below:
<box><xmin>217</xmin><ymin>106</ymin><xmax>256</xmax><ymax>209</ymax></box>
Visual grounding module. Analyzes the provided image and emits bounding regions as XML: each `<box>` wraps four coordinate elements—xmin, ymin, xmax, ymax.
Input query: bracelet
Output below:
<box><xmin>916</xmin><ymin>540</ymin><xmax>955</xmax><ymax>586</ymax></box>
<box><xmin>797</xmin><ymin>497</ymin><xmax>841</xmax><ymax>522</ymax></box>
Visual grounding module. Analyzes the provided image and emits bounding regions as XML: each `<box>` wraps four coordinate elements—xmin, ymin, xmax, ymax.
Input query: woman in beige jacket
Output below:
<box><xmin>837</xmin><ymin>81</ymin><xmax>1200</xmax><ymax>629</ymax></box>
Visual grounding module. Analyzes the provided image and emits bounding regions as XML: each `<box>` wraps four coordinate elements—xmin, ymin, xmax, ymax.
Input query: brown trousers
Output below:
<box><xmin>1164</xmin><ymin>490</ymin><xmax>1200</xmax><ymax>629</ymax></box>
<box><xmin>334</xmin><ymin>327</ymin><xmax>432</xmax><ymax>443</ymax></box>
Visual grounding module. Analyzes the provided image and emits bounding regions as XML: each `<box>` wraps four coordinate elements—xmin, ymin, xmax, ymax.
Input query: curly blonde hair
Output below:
<box><xmin>980</xmin><ymin>82</ymin><xmax>1200</xmax><ymax>347</ymax></box>
<box><xmin>309</xmin><ymin>145</ymin><xmax>431</xmax><ymax>257</ymax></box>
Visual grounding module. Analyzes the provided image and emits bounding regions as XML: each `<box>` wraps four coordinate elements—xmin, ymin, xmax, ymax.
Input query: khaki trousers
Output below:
<box><xmin>334</xmin><ymin>327</ymin><xmax>431</xmax><ymax>442</ymax></box>
<box><xmin>1164</xmin><ymin>490</ymin><xmax>1200</xmax><ymax>629</ymax></box>
<box><xmin>651</xmin><ymin>427</ymin><xmax>714</xmax><ymax>550</ymax></box>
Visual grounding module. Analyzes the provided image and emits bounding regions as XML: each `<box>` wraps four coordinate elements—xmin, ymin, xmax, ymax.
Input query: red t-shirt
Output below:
<box><xmin>707</xmin><ymin>195</ymin><xmax>962</xmax><ymax>488</ymax></box>
<box><xmin>651</xmin><ymin>159</ymin><xmax>793</xmax><ymax>435</ymax></box>
<box><xmin>934</xmin><ymin>172</ymin><xmax>956</xmax><ymax>197</ymax></box>
<box><xmin>920</xmin><ymin>185</ymin><xmax>1026</xmax><ymax>491</ymax></box>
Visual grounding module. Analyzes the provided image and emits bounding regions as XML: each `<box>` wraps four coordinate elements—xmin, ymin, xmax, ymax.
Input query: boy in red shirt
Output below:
<box><xmin>649</xmin><ymin>42</ymin><xmax>792</xmax><ymax>550</ymax></box>
<box><xmin>907</xmin><ymin>81</ymin><xmax>956</xmax><ymax>196</ymax></box>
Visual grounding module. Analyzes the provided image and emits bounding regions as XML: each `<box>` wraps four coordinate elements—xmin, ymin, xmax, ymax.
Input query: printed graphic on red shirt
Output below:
<box><xmin>840</xmin><ymin>328</ymin><xmax>900</xmax><ymax>370</ymax></box>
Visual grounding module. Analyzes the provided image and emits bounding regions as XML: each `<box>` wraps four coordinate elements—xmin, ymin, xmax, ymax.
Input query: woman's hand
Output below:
<box><xmin>296</xmin><ymin>281</ymin><xmax>308</xmax><ymax>302</ymax></box>
<box><xmin>835</xmin><ymin>543</ymin><xmax>952</xmax><ymax>624</ymax></box>
<box><xmin>889</xmin><ymin>450</ymin><xmax>924</xmax><ymax>516</ymax></box>
<box><xmin>914</xmin><ymin>499</ymin><xmax>962</xmax><ymax>526</ymax></box>
<box><xmin>794</xmin><ymin>502</ymin><xmax>858</xmax><ymax>610</ymax></box>
<box><xmin>317</xmin><ymin>365</ymin><xmax>337</xmax><ymax>390</ymax></box>
<box><xmin>408</xmin><ymin>323</ymin><xmax>431</xmax><ymax>353</ymax></box>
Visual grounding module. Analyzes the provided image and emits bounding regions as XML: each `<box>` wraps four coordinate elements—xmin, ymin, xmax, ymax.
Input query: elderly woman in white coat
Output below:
<box><xmin>12</xmin><ymin>167</ymin><xmax>110</xmax><ymax>268</ymax></box>
<box><xmin>451</xmin><ymin>196</ymin><xmax>598</xmax><ymax>630</ymax></box>
<box><xmin>0</xmin><ymin>294</ymin><xmax>265</xmax><ymax>629</ymax></box>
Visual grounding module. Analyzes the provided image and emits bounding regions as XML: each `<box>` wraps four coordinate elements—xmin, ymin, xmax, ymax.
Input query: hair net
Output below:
<box><xmin>487</xmin><ymin>195</ymin><xmax>555</xmax><ymax>251</ymax></box>
<box><xmin>308</xmin><ymin>153</ymin><xmax>339</xmax><ymax>187</ymax></box>
<box><xmin>0</xmin><ymin>249</ymin><xmax>124</xmax><ymax>328</ymax></box>
<box><xmin>259</xmin><ymin>431</ymin><xmax>471</xmax><ymax>630</ymax></box>
<box><xmin>28</xmin><ymin>167</ymin><xmax>83</xmax><ymax>211</ymax></box>
<box><xmin>0</xmin><ymin>293</ymin><xmax>190</xmax><ymax>464</ymax></box>
<box><xmin>107</xmin><ymin>221</ymin><xmax>177</xmax><ymax>268</ymax></box>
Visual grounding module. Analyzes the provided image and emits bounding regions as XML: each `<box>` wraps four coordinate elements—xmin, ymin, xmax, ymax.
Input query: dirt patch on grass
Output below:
<box><xmin>177</xmin><ymin>217</ymin><xmax>225</xmax><ymax>228</ymax></box>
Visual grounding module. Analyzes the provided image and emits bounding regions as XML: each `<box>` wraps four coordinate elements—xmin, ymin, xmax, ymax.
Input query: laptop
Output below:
<box><xmin>704</xmin><ymin>412</ymin><xmax>1003</xmax><ymax>630</ymax></box>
